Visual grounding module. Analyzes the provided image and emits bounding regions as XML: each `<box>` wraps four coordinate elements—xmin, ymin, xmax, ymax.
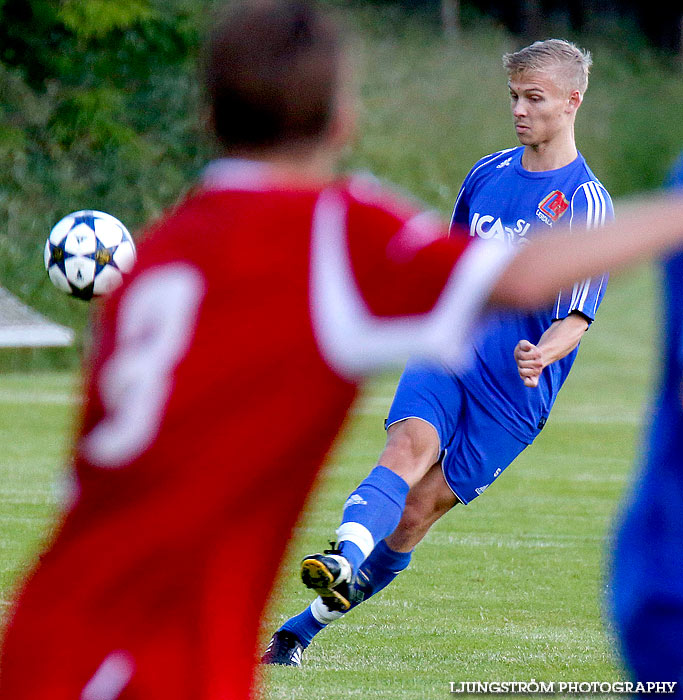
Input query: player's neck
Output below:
<box><xmin>266</xmin><ymin>149</ymin><xmax>338</xmax><ymax>185</ymax></box>
<box><xmin>521</xmin><ymin>132</ymin><xmax>578</xmax><ymax>172</ymax></box>
<box><xmin>226</xmin><ymin>144</ymin><xmax>338</xmax><ymax>187</ymax></box>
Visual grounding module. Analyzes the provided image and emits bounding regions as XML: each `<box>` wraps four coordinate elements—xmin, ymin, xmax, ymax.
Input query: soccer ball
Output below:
<box><xmin>44</xmin><ymin>210</ymin><xmax>136</xmax><ymax>300</ymax></box>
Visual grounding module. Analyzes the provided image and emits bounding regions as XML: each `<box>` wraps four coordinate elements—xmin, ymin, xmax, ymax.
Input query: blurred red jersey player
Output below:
<box><xmin>3</xmin><ymin>2</ymin><xmax>683</xmax><ymax>700</ymax></box>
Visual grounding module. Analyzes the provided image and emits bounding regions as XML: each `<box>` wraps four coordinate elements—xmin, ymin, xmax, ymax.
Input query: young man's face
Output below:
<box><xmin>508</xmin><ymin>70</ymin><xmax>578</xmax><ymax>148</ymax></box>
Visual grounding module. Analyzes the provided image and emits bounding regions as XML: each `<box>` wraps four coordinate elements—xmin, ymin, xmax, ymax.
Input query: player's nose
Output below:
<box><xmin>513</xmin><ymin>102</ymin><xmax>527</xmax><ymax>118</ymax></box>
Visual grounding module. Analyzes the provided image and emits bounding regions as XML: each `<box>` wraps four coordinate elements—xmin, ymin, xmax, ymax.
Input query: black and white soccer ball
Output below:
<box><xmin>44</xmin><ymin>210</ymin><xmax>136</xmax><ymax>300</ymax></box>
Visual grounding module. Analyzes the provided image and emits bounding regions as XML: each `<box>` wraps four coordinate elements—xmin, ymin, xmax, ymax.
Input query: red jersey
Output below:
<box><xmin>0</xmin><ymin>160</ymin><xmax>510</xmax><ymax>700</ymax></box>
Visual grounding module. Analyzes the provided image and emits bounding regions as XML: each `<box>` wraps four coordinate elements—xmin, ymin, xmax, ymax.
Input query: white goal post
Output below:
<box><xmin>0</xmin><ymin>287</ymin><xmax>74</xmax><ymax>348</ymax></box>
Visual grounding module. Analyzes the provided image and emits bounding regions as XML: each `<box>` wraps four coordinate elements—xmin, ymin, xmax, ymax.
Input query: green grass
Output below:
<box><xmin>253</xmin><ymin>265</ymin><xmax>658</xmax><ymax>698</ymax></box>
<box><xmin>0</xmin><ymin>265</ymin><xmax>660</xmax><ymax>698</ymax></box>
<box><xmin>0</xmin><ymin>371</ymin><xmax>79</xmax><ymax>615</ymax></box>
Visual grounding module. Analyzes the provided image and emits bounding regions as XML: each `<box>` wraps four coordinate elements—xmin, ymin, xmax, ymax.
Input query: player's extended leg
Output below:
<box><xmin>300</xmin><ymin>417</ymin><xmax>440</xmax><ymax>612</ymax></box>
<box><xmin>385</xmin><ymin>461</ymin><xmax>459</xmax><ymax>551</ymax></box>
<box><xmin>264</xmin><ymin>381</ymin><xmax>530</xmax><ymax>666</ymax></box>
<box><xmin>349</xmin><ymin>461</ymin><xmax>458</xmax><ymax>605</ymax></box>
<box><xmin>263</xmin><ymin>463</ymin><xmax>456</xmax><ymax>666</ymax></box>
<box><xmin>265</xmin><ymin>362</ymin><xmax>463</xmax><ymax>665</ymax></box>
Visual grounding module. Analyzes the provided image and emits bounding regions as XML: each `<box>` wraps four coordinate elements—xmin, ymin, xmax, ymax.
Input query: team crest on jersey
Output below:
<box><xmin>538</xmin><ymin>190</ymin><xmax>569</xmax><ymax>222</ymax></box>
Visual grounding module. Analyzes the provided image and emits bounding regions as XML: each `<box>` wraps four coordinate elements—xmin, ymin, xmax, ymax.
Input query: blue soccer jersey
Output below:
<box><xmin>450</xmin><ymin>146</ymin><xmax>613</xmax><ymax>442</ymax></box>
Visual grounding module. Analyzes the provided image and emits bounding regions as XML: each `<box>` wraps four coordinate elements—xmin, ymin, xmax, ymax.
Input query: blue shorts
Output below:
<box><xmin>386</xmin><ymin>359</ymin><xmax>529</xmax><ymax>505</ymax></box>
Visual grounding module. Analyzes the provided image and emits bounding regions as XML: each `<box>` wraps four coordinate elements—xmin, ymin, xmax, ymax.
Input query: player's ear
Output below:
<box><xmin>203</xmin><ymin>103</ymin><xmax>216</xmax><ymax>141</ymax></box>
<box><xmin>326</xmin><ymin>69</ymin><xmax>357</xmax><ymax>154</ymax></box>
<box><xmin>566</xmin><ymin>89</ymin><xmax>582</xmax><ymax>114</ymax></box>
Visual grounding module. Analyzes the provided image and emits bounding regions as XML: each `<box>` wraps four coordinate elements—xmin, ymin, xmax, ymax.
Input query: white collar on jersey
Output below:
<box><xmin>201</xmin><ymin>158</ymin><xmax>272</xmax><ymax>192</ymax></box>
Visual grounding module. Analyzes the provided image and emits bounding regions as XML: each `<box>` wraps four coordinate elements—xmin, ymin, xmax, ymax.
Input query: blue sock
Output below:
<box><xmin>279</xmin><ymin>540</ymin><xmax>413</xmax><ymax>647</ymax></box>
<box><xmin>350</xmin><ymin>539</ymin><xmax>413</xmax><ymax>608</ymax></box>
<box><xmin>279</xmin><ymin>606</ymin><xmax>326</xmax><ymax>648</ymax></box>
<box><xmin>336</xmin><ymin>466</ymin><xmax>410</xmax><ymax>574</ymax></box>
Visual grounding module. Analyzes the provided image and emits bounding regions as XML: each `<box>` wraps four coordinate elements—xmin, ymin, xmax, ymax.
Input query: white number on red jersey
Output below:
<box><xmin>82</xmin><ymin>264</ymin><xmax>205</xmax><ymax>469</ymax></box>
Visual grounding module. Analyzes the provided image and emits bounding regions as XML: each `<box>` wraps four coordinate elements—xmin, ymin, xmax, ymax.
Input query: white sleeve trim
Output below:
<box><xmin>309</xmin><ymin>189</ymin><xmax>515</xmax><ymax>379</ymax></box>
<box><xmin>561</xmin><ymin>181</ymin><xmax>611</xmax><ymax>318</ymax></box>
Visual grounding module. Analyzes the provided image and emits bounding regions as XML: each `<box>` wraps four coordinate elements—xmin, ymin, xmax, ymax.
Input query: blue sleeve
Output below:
<box><xmin>448</xmin><ymin>179</ymin><xmax>470</xmax><ymax>240</ymax></box>
<box><xmin>666</xmin><ymin>152</ymin><xmax>683</xmax><ymax>190</ymax></box>
<box><xmin>448</xmin><ymin>149</ymin><xmax>516</xmax><ymax>240</ymax></box>
<box><xmin>552</xmin><ymin>181</ymin><xmax>614</xmax><ymax>322</ymax></box>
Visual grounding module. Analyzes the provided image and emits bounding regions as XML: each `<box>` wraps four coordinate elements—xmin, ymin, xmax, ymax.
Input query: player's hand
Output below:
<box><xmin>514</xmin><ymin>339</ymin><xmax>544</xmax><ymax>388</ymax></box>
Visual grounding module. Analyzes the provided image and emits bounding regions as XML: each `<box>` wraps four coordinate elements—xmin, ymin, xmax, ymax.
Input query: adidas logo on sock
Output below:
<box><xmin>343</xmin><ymin>493</ymin><xmax>368</xmax><ymax>510</ymax></box>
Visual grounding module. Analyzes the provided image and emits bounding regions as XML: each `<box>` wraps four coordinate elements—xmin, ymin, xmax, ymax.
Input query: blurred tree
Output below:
<box><xmin>353</xmin><ymin>0</ymin><xmax>682</xmax><ymax>55</ymax></box>
<box><xmin>441</xmin><ymin>0</ymin><xmax>460</xmax><ymax>36</ymax></box>
<box><xmin>0</xmin><ymin>0</ymin><xmax>200</xmax><ymax>151</ymax></box>
<box><xmin>519</xmin><ymin>0</ymin><xmax>542</xmax><ymax>39</ymax></box>
<box><xmin>0</xmin><ymin>0</ymin><xmax>198</xmax><ymax>90</ymax></box>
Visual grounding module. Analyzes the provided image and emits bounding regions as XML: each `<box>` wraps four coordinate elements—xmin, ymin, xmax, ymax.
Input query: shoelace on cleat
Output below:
<box><xmin>323</xmin><ymin>540</ymin><xmax>342</xmax><ymax>555</ymax></box>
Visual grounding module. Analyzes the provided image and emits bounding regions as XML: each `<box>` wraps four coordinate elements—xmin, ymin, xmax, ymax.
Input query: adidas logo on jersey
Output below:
<box><xmin>496</xmin><ymin>157</ymin><xmax>512</xmax><ymax>169</ymax></box>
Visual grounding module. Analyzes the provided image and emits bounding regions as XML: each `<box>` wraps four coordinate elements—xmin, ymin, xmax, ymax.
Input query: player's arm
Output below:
<box><xmin>311</xmin><ymin>182</ymin><xmax>514</xmax><ymax>377</ymax></box>
<box><xmin>514</xmin><ymin>182</ymin><xmax>612</xmax><ymax>387</ymax></box>
<box><xmin>314</xmin><ymin>185</ymin><xmax>683</xmax><ymax>378</ymax></box>
<box><xmin>489</xmin><ymin>193</ymin><xmax>683</xmax><ymax>308</ymax></box>
<box><xmin>553</xmin><ymin>181</ymin><xmax>613</xmax><ymax>317</ymax></box>
<box><xmin>514</xmin><ymin>313</ymin><xmax>589</xmax><ymax>388</ymax></box>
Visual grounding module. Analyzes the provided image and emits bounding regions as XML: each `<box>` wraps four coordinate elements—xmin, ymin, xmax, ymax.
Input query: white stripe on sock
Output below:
<box><xmin>311</xmin><ymin>597</ymin><xmax>345</xmax><ymax>624</ymax></box>
<box><xmin>336</xmin><ymin>522</ymin><xmax>375</xmax><ymax>559</ymax></box>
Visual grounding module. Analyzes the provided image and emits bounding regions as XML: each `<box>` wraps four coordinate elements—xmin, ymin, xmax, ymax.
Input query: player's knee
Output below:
<box><xmin>397</xmin><ymin>501</ymin><xmax>425</xmax><ymax>532</ymax></box>
<box><xmin>389</xmin><ymin>503</ymin><xmax>432</xmax><ymax>549</ymax></box>
<box><xmin>380</xmin><ymin>420</ymin><xmax>439</xmax><ymax>472</ymax></box>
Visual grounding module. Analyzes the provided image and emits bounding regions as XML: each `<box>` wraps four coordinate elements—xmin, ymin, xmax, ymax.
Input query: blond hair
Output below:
<box><xmin>502</xmin><ymin>39</ymin><xmax>592</xmax><ymax>94</ymax></box>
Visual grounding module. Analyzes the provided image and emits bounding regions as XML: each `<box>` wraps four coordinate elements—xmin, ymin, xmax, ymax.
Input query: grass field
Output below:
<box><xmin>256</xmin><ymin>264</ymin><xmax>659</xmax><ymax>698</ymax></box>
<box><xmin>0</xmin><ymin>262</ymin><xmax>658</xmax><ymax>697</ymax></box>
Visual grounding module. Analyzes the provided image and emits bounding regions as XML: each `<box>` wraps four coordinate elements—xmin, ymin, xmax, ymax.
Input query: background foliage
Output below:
<box><xmin>0</xmin><ymin>0</ymin><xmax>681</xmax><ymax>366</ymax></box>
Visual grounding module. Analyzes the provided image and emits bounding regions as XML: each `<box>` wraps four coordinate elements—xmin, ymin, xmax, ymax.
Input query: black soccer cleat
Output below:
<box><xmin>261</xmin><ymin>630</ymin><xmax>304</xmax><ymax>667</ymax></box>
<box><xmin>301</xmin><ymin>543</ymin><xmax>353</xmax><ymax>612</ymax></box>
<box><xmin>350</xmin><ymin>566</ymin><xmax>374</xmax><ymax>605</ymax></box>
